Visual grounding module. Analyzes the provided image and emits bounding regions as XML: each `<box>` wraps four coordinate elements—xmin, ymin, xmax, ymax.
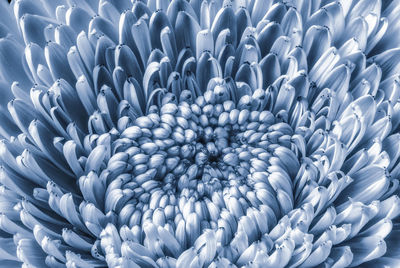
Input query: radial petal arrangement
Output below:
<box><xmin>0</xmin><ymin>0</ymin><xmax>400</xmax><ymax>267</ymax></box>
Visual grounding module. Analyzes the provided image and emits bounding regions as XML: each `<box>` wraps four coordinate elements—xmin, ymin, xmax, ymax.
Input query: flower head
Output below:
<box><xmin>0</xmin><ymin>0</ymin><xmax>400</xmax><ymax>267</ymax></box>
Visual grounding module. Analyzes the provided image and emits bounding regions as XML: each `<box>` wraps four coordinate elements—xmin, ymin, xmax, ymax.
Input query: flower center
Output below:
<box><xmin>107</xmin><ymin>88</ymin><xmax>300</xmax><ymax>250</ymax></box>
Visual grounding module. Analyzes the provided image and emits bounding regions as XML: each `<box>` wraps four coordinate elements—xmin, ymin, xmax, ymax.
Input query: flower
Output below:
<box><xmin>0</xmin><ymin>0</ymin><xmax>400</xmax><ymax>267</ymax></box>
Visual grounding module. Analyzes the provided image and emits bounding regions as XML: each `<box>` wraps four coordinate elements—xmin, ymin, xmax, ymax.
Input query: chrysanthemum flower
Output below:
<box><xmin>0</xmin><ymin>0</ymin><xmax>400</xmax><ymax>267</ymax></box>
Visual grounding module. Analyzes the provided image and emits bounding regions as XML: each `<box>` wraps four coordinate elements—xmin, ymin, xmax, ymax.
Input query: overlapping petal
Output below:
<box><xmin>0</xmin><ymin>0</ymin><xmax>398</xmax><ymax>267</ymax></box>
